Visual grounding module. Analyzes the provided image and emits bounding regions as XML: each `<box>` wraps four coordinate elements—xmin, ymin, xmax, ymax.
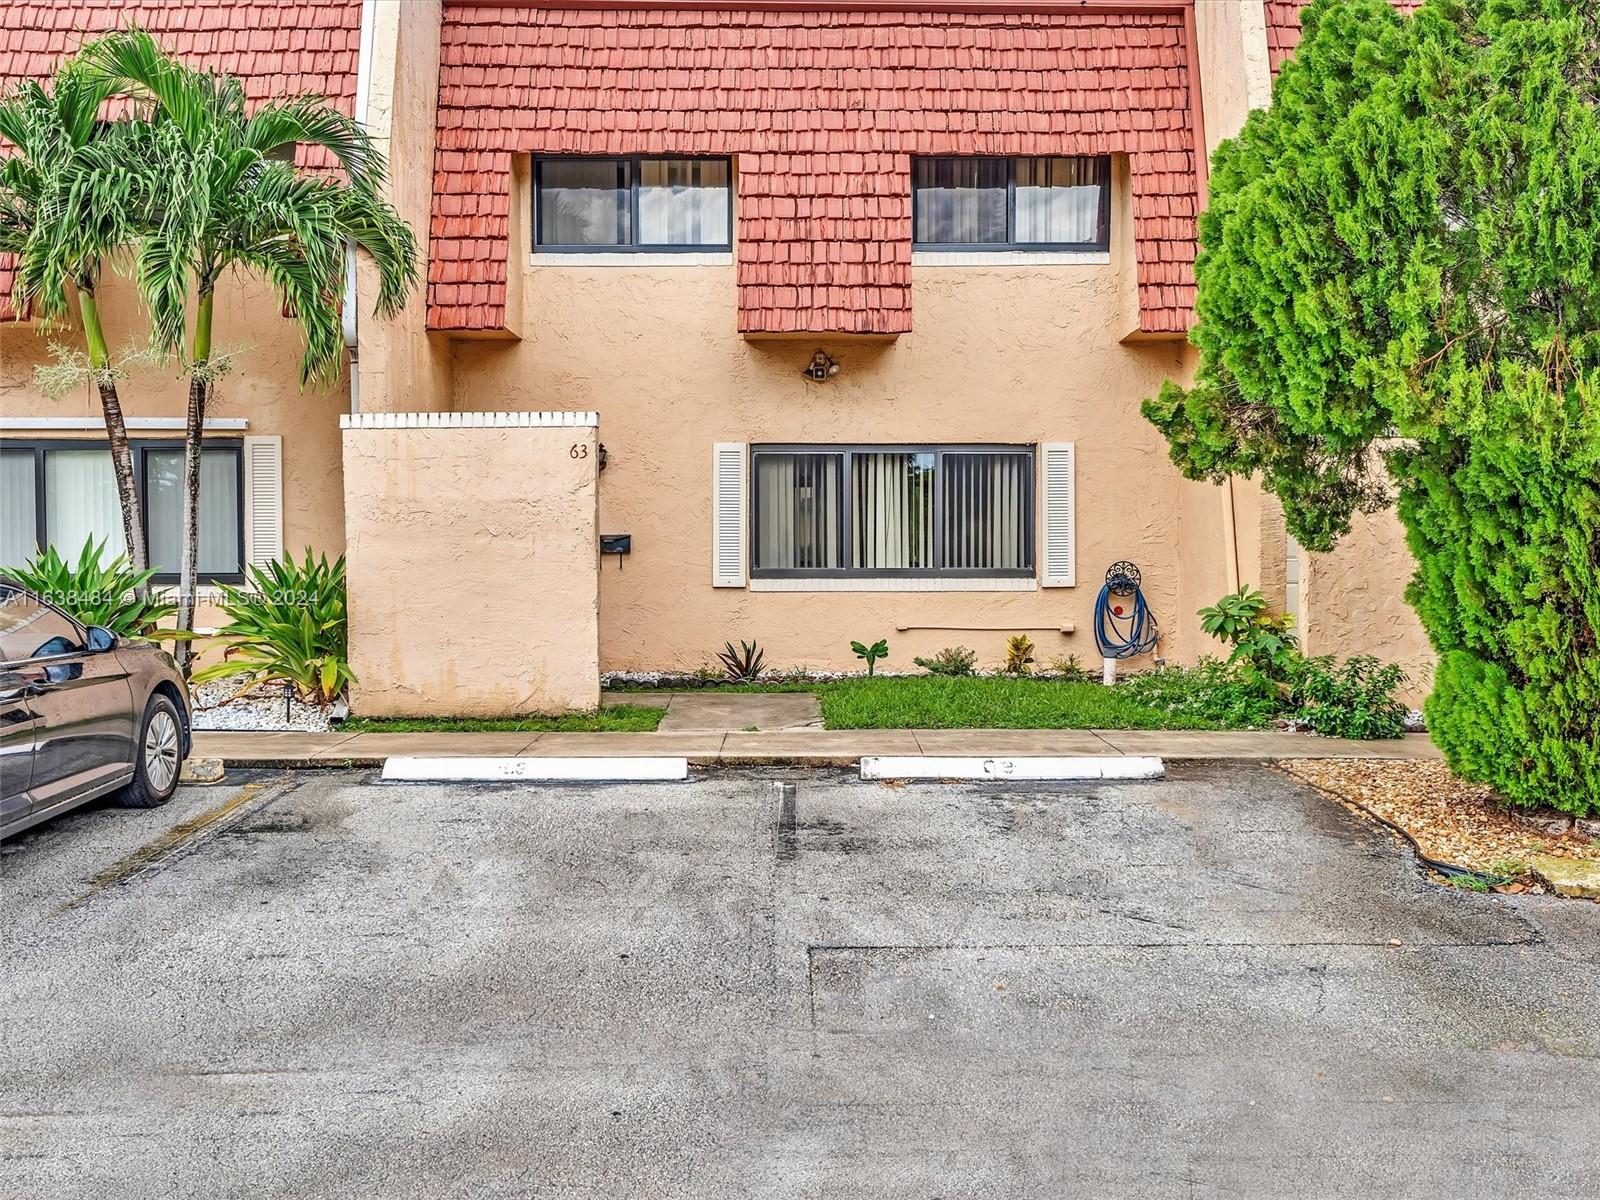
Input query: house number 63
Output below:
<box><xmin>569</xmin><ymin>443</ymin><xmax>589</xmax><ymax>459</ymax></box>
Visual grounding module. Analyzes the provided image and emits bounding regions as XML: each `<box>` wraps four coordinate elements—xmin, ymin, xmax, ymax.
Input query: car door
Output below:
<box><xmin>0</xmin><ymin>676</ymin><xmax>41</xmax><ymax>832</ymax></box>
<box><xmin>0</xmin><ymin>587</ymin><xmax>136</xmax><ymax>813</ymax></box>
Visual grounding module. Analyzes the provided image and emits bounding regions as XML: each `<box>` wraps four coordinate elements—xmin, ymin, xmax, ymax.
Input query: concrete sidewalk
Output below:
<box><xmin>192</xmin><ymin>728</ymin><xmax>1441</xmax><ymax>768</ymax></box>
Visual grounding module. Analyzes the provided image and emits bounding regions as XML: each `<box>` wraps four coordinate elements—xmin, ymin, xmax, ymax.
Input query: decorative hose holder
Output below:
<box><xmin>1094</xmin><ymin>561</ymin><xmax>1159</xmax><ymax>682</ymax></box>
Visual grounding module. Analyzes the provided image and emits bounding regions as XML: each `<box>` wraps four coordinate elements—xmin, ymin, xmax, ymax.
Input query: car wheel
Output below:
<box><xmin>117</xmin><ymin>694</ymin><xmax>184</xmax><ymax>808</ymax></box>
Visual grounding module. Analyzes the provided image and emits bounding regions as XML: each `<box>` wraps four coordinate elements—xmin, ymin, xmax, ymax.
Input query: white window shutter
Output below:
<box><xmin>243</xmin><ymin>435</ymin><xmax>284</xmax><ymax>570</ymax></box>
<box><xmin>1040</xmin><ymin>441</ymin><xmax>1076</xmax><ymax>588</ymax></box>
<box><xmin>711</xmin><ymin>442</ymin><xmax>747</xmax><ymax>587</ymax></box>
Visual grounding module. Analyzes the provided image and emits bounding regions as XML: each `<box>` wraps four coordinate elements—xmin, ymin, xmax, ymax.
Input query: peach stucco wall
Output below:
<box><xmin>450</xmin><ymin>167</ymin><xmax>1218</xmax><ymax>675</ymax></box>
<box><xmin>340</xmin><ymin>415</ymin><xmax>600</xmax><ymax>716</ymax></box>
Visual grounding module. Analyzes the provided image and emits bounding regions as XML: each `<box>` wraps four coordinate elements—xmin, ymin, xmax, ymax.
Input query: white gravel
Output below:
<box><xmin>189</xmin><ymin>675</ymin><xmax>344</xmax><ymax>732</ymax></box>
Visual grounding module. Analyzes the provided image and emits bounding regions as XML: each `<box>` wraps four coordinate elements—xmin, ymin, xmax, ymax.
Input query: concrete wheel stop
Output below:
<box><xmin>860</xmin><ymin>755</ymin><xmax>1164</xmax><ymax>781</ymax></box>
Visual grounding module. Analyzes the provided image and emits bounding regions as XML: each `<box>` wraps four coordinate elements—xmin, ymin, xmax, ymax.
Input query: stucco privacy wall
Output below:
<box><xmin>341</xmin><ymin>412</ymin><xmax>601</xmax><ymax>716</ymax></box>
<box><xmin>453</xmin><ymin>164</ymin><xmax>1205</xmax><ymax>675</ymax></box>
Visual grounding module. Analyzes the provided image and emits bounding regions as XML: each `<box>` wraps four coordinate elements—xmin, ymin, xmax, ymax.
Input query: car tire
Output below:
<box><xmin>117</xmin><ymin>693</ymin><xmax>184</xmax><ymax>809</ymax></box>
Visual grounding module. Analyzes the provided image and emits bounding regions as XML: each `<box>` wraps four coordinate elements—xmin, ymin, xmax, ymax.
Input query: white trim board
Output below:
<box><xmin>860</xmin><ymin>756</ymin><xmax>1164</xmax><ymax>781</ymax></box>
<box><xmin>529</xmin><ymin>252</ymin><xmax>732</xmax><ymax>268</ymax></box>
<box><xmin>341</xmin><ymin>411</ymin><xmax>598</xmax><ymax>429</ymax></box>
<box><xmin>382</xmin><ymin>756</ymin><xmax>688</xmax><ymax>782</ymax></box>
<box><xmin>913</xmin><ymin>250</ymin><xmax>1110</xmax><ymax>267</ymax></box>
<box><xmin>0</xmin><ymin>416</ymin><xmax>248</xmax><ymax>431</ymax></box>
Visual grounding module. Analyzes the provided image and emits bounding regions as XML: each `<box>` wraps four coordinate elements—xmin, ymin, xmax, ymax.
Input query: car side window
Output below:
<box><xmin>0</xmin><ymin>587</ymin><xmax>85</xmax><ymax>663</ymax></box>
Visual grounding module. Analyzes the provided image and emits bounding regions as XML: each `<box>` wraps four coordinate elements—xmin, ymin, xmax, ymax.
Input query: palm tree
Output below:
<box><xmin>0</xmin><ymin>63</ymin><xmax>153</xmax><ymax>576</ymax></box>
<box><xmin>77</xmin><ymin>30</ymin><xmax>418</xmax><ymax>663</ymax></box>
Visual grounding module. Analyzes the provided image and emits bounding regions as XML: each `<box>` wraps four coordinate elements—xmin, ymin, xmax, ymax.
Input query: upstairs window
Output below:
<box><xmin>533</xmin><ymin>157</ymin><xmax>732</xmax><ymax>252</ymax></box>
<box><xmin>913</xmin><ymin>156</ymin><xmax>1111</xmax><ymax>251</ymax></box>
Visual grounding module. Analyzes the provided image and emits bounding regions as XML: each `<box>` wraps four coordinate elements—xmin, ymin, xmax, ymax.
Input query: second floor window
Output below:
<box><xmin>534</xmin><ymin>157</ymin><xmax>732</xmax><ymax>251</ymax></box>
<box><xmin>913</xmin><ymin>156</ymin><xmax>1111</xmax><ymax>251</ymax></box>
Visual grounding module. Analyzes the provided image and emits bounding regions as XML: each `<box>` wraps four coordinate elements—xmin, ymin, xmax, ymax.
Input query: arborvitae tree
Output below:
<box><xmin>1145</xmin><ymin>0</ymin><xmax>1600</xmax><ymax>816</ymax></box>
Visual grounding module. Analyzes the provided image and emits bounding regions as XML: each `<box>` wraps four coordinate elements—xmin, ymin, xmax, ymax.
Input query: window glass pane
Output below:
<box><xmin>145</xmin><ymin>448</ymin><xmax>241</xmax><ymax>576</ymax></box>
<box><xmin>536</xmin><ymin>160</ymin><xmax>630</xmax><ymax>246</ymax></box>
<box><xmin>0</xmin><ymin>586</ymin><xmax>81</xmax><ymax>661</ymax></box>
<box><xmin>44</xmin><ymin>448</ymin><xmax>126</xmax><ymax>564</ymax></box>
<box><xmin>753</xmin><ymin>453</ymin><xmax>843</xmax><ymax>570</ymax></box>
<box><xmin>913</xmin><ymin>158</ymin><xmax>1008</xmax><ymax>244</ymax></box>
<box><xmin>943</xmin><ymin>453</ymin><xmax>1032</xmax><ymax>570</ymax></box>
<box><xmin>852</xmin><ymin>452</ymin><xmax>936</xmax><ymax>570</ymax></box>
<box><xmin>638</xmin><ymin>159</ymin><xmax>729</xmax><ymax>246</ymax></box>
<box><xmin>1014</xmin><ymin>156</ymin><xmax>1108</xmax><ymax>246</ymax></box>
<box><xmin>1</xmin><ymin>449</ymin><xmax>37</xmax><ymax>568</ymax></box>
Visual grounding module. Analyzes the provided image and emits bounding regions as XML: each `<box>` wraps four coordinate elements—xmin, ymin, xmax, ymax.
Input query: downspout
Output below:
<box><xmin>344</xmin><ymin>0</ymin><xmax>378</xmax><ymax>414</ymax></box>
<box><xmin>1181</xmin><ymin>0</ymin><xmax>1239</xmax><ymax>593</ymax></box>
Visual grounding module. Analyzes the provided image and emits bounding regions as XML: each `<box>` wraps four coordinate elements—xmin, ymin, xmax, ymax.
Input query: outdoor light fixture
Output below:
<box><xmin>802</xmin><ymin>350</ymin><xmax>840</xmax><ymax>381</ymax></box>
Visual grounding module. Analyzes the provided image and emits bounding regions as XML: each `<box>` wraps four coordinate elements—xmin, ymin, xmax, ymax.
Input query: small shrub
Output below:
<box><xmin>914</xmin><ymin>645</ymin><xmax>977</xmax><ymax>676</ymax></box>
<box><xmin>1199</xmin><ymin>586</ymin><xmax>1300</xmax><ymax>686</ymax></box>
<box><xmin>1003</xmin><ymin>634</ymin><xmax>1035</xmax><ymax>676</ymax></box>
<box><xmin>1289</xmin><ymin>655</ymin><xmax>1407</xmax><ymax>740</ymax></box>
<box><xmin>851</xmin><ymin>637</ymin><xmax>889</xmax><ymax>676</ymax></box>
<box><xmin>1120</xmin><ymin>660</ymin><xmax>1276</xmax><ymax>729</ymax></box>
<box><xmin>1047</xmin><ymin>653</ymin><xmax>1091</xmax><ymax>683</ymax></box>
<box><xmin>4</xmin><ymin>536</ymin><xmax>174</xmax><ymax>637</ymax></box>
<box><xmin>717</xmin><ymin>639</ymin><xmax>766</xmax><ymax>683</ymax></box>
<box><xmin>192</xmin><ymin>550</ymin><xmax>353</xmax><ymax>705</ymax></box>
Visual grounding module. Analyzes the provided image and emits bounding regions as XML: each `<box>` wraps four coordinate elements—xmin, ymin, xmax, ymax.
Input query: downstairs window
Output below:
<box><xmin>750</xmin><ymin>445</ymin><xmax>1034</xmax><ymax>577</ymax></box>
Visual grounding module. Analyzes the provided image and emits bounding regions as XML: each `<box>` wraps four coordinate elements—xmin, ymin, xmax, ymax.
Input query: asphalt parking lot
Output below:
<box><xmin>3</xmin><ymin>763</ymin><xmax>1597</xmax><ymax>1199</ymax></box>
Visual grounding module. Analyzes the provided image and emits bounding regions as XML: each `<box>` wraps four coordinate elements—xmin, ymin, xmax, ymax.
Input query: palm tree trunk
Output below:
<box><xmin>174</xmin><ymin>288</ymin><xmax>214</xmax><ymax>670</ymax></box>
<box><xmin>77</xmin><ymin>286</ymin><xmax>148</xmax><ymax>586</ymax></box>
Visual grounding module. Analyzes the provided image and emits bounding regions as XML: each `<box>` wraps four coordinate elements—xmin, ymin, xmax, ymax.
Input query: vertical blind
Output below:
<box><xmin>638</xmin><ymin>159</ymin><xmax>730</xmax><ymax>247</ymax></box>
<box><xmin>45</xmin><ymin>448</ymin><xmax>127</xmax><ymax>559</ymax></box>
<box><xmin>1014</xmin><ymin>157</ymin><xmax>1109</xmax><ymax>246</ymax></box>
<box><xmin>752</xmin><ymin>447</ymin><xmax>1033</xmax><ymax>574</ymax></box>
<box><xmin>536</xmin><ymin>159</ymin><xmax>631</xmax><ymax>246</ymax></box>
<box><xmin>144</xmin><ymin>448</ymin><xmax>242</xmax><ymax>575</ymax></box>
<box><xmin>536</xmin><ymin>158</ymin><xmax>730</xmax><ymax>248</ymax></box>
<box><xmin>913</xmin><ymin>155</ymin><xmax>1110</xmax><ymax>247</ymax></box>
<box><xmin>0</xmin><ymin>449</ymin><xmax>37</xmax><ymax>568</ymax></box>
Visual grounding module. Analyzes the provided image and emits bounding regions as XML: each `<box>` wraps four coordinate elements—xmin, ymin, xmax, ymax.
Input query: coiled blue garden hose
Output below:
<box><xmin>1094</xmin><ymin>561</ymin><xmax>1160</xmax><ymax>660</ymax></box>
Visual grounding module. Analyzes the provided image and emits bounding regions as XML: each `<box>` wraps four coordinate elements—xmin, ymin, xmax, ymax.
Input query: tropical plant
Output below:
<box><xmin>716</xmin><ymin>639</ymin><xmax>766</xmax><ymax>683</ymax></box>
<box><xmin>851</xmin><ymin>638</ymin><xmax>889</xmax><ymax>676</ymax></box>
<box><xmin>0</xmin><ymin>62</ymin><xmax>153</xmax><ymax>577</ymax></box>
<box><xmin>1003</xmin><ymin>634</ymin><xmax>1035</xmax><ymax>676</ymax></box>
<box><xmin>1289</xmin><ymin>655</ymin><xmax>1408</xmax><ymax>740</ymax></box>
<box><xmin>914</xmin><ymin>645</ymin><xmax>977</xmax><ymax>676</ymax></box>
<box><xmin>193</xmin><ymin>550</ymin><xmax>353</xmax><ymax>705</ymax></box>
<box><xmin>76</xmin><ymin>29</ymin><xmax>418</xmax><ymax>663</ymax></box>
<box><xmin>1199</xmin><ymin>587</ymin><xmax>1300</xmax><ymax>686</ymax></box>
<box><xmin>2</xmin><ymin>537</ymin><xmax>173</xmax><ymax>636</ymax></box>
<box><xmin>1142</xmin><ymin>0</ymin><xmax>1600</xmax><ymax>814</ymax></box>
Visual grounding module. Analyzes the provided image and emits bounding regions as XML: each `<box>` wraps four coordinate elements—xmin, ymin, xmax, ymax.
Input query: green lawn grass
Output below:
<box><xmin>811</xmin><ymin>675</ymin><xmax>1251</xmax><ymax>730</ymax></box>
<box><xmin>337</xmin><ymin>705</ymin><xmax>666</xmax><ymax>734</ymax></box>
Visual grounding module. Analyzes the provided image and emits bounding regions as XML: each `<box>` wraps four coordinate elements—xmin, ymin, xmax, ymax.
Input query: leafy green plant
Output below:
<box><xmin>1289</xmin><ymin>655</ymin><xmax>1407</xmax><ymax>740</ymax></box>
<box><xmin>1003</xmin><ymin>634</ymin><xmax>1035</xmax><ymax>676</ymax></box>
<box><xmin>3</xmin><ymin>537</ymin><xmax>174</xmax><ymax>636</ymax></box>
<box><xmin>1119</xmin><ymin>659</ymin><xmax>1277</xmax><ymax>729</ymax></box>
<box><xmin>716</xmin><ymin>639</ymin><xmax>766</xmax><ymax>683</ymax></box>
<box><xmin>1047</xmin><ymin>654</ymin><xmax>1091</xmax><ymax>683</ymax></box>
<box><xmin>914</xmin><ymin>645</ymin><xmax>977</xmax><ymax>676</ymax></box>
<box><xmin>1199</xmin><ymin>586</ymin><xmax>1300</xmax><ymax>685</ymax></box>
<box><xmin>1142</xmin><ymin>0</ymin><xmax>1600</xmax><ymax>815</ymax></box>
<box><xmin>192</xmin><ymin>550</ymin><xmax>352</xmax><ymax>705</ymax></box>
<box><xmin>851</xmin><ymin>638</ymin><xmax>889</xmax><ymax>676</ymax></box>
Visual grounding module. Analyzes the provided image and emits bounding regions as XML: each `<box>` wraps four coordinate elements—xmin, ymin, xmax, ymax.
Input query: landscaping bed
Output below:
<box><xmin>335</xmin><ymin>707</ymin><xmax>667</xmax><ymax>734</ymax></box>
<box><xmin>1281</xmin><ymin>759</ymin><xmax>1599</xmax><ymax>893</ymax></box>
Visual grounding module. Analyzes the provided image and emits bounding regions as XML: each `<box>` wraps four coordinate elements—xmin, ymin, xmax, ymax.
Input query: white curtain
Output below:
<box><xmin>537</xmin><ymin>160</ymin><xmax>629</xmax><ymax>246</ymax></box>
<box><xmin>638</xmin><ymin>159</ymin><xmax>729</xmax><ymax>246</ymax></box>
<box><xmin>755</xmin><ymin>453</ymin><xmax>841</xmax><ymax>570</ymax></box>
<box><xmin>1015</xmin><ymin>157</ymin><xmax>1106</xmax><ymax>245</ymax></box>
<box><xmin>0</xmin><ymin>449</ymin><xmax>37</xmax><ymax>568</ymax></box>
<box><xmin>145</xmin><ymin>448</ymin><xmax>240</xmax><ymax>575</ymax></box>
<box><xmin>44</xmin><ymin>448</ymin><xmax>126</xmax><ymax>563</ymax></box>
<box><xmin>943</xmin><ymin>453</ymin><xmax>1029</xmax><ymax>570</ymax></box>
<box><xmin>913</xmin><ymin>158</ymin><xmax>1007</xmax><ymax>244</ymax></box>
<box><xmin>853</xmin><ymin>452</ymin><xmax>935</xmax><ymax>569</ymax></box>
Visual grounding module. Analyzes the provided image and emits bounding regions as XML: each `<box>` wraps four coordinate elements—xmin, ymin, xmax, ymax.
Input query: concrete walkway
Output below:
<box><xmin>192</xmin><ymin>727</ymin><xmax>1440</xmax><ymax>768</ymax></box>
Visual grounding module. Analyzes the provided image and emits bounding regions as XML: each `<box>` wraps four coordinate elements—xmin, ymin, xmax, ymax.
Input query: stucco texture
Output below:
<box><xmin>340</xmin><ymin>421</ymin><xmax>600</xmax><ymax>716</ymax></box>
<box><xmin>451</xmin><ymin>166</ymin><xmax>1211</xmax><ymax>676</ymax></box>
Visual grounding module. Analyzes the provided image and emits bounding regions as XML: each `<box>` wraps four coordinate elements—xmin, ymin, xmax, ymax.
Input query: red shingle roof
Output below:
<box><xmin>1265</xmin><ymin>0</ymin><xmax>1421</xmax><ymax>76</ymax></box>
<box><xmin>432</xmin><ymin>5</ymin><xmax>1201</xmax><ymax>336</ymax></box>
<box><xmin>0</xmin><ymin>0</ymin><xmax>361</xmax><ymax>321</ymax></box>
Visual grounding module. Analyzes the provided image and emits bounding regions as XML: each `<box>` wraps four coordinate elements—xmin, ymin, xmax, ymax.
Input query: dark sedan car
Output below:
<box><xmin>1</xmin><ymin>582</ymin><xmax>190</xmax><ymax>838</ymax></box>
